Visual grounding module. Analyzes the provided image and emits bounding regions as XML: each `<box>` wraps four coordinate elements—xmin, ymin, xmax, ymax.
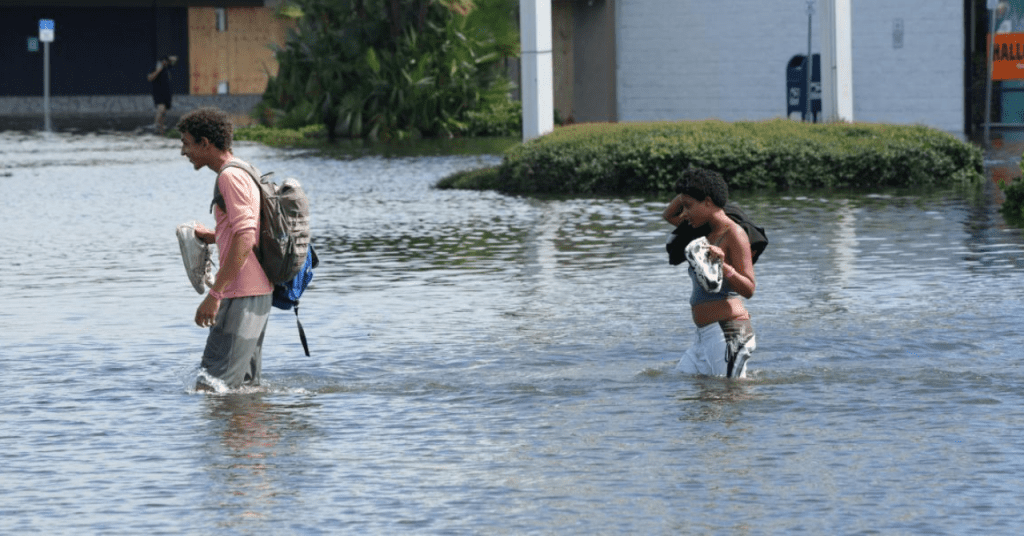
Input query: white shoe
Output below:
<box><xmin>685</xmin><ymin>237</ymin><xmax>723</xmax><ymax>293</ymax></box>
<box><xmin>176</xmin><ymin>221</ymin><xmax>215</xmax><ymax>294</ymax></box>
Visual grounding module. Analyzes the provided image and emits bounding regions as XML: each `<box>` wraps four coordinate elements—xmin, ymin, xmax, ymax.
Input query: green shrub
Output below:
<box><xmin>465</xmin><ymin>96</ymin><xmax>522</xmax><ymax>137</ymax></box>
<box><xmin>437</xmin><ymin>119</ymin><xmax>984</xmax><ymax>194</ymax></box>
<box><xmin>1001</xmin><ymin>160</ymin><xmax>1024</xmax><ymax>221</ymax></box>
<box><xmin>259</xmin><ymin>0</ymin><xmax>519</xmax><ymax>141</ymax></box>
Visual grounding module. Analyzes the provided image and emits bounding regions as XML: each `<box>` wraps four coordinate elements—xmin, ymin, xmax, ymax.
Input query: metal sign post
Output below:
<box><xmin>39</xmin><ymin>19</ymin><xmax>54</xmax><ymax>132</ymax></box>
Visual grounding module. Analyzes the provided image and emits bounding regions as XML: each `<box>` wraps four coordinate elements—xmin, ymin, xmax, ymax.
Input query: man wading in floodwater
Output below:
<box><xmin>177</xmin><ymin>108</ymin><xmax>273</xmax><ymax>390</ymax></box>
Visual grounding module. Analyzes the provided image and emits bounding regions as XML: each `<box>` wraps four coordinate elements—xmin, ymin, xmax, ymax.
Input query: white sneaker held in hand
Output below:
<box><xmin>685</xmin><ymin>236</ymin><xmax>723</xmax><ymax>294</ymax></box>
<box><xmin>176</xmin><ymin>221</ymin><xmax>215</xmax><ymax>294</ymax></box>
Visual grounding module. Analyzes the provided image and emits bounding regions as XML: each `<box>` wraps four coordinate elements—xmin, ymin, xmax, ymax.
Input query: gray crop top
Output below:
<box><xmin>688</xmin><ymin>265</ymin><xmax>739</xmax><ymax>306</ymax></box>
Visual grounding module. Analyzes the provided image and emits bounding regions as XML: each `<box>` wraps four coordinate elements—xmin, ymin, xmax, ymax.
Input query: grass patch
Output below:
<box><xmin>233</xmin><ymin>124</ymin><xmax>518</xmax><ymax>158</ymax></box>
<box><xmin>233</xmin><ymin>124</ymin><xmax>327</xmax><ymax>147</ymax></box>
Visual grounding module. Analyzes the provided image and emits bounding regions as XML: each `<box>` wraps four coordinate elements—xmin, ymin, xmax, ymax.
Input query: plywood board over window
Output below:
<box><xmin>188</xmin><ymin>7</ymin><xmax>291</xmax><ymax>95</ymax></box>
<box><xmin>552</xmin><ymin>0</ymin><xmax>574</xmax><ymax>124</ymax></box>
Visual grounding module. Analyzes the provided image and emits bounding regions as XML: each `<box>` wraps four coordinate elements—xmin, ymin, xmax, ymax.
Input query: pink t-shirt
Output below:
<box><xmin>214</xmin><ymin>165</ymin><xmax>273</xmax><ymax>298</ymax></box>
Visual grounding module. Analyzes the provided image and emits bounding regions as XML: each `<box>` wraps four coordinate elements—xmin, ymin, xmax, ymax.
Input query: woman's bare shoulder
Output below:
<box><xmin>727</xmin><ymin>220</ymin><xmax>751</xmax><ymax>247</ymax></box>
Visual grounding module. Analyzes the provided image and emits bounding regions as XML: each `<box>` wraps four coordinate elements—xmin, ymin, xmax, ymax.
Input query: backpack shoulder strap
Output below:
<box><xmin>223</xmin><ymin>159</ymin><xmax>262</xmax><ymax>182</ymax></box>
<box><xmin>210</xmin><ymin>159</ymin><xmax>263</xmax><ymax>213</ymax></box>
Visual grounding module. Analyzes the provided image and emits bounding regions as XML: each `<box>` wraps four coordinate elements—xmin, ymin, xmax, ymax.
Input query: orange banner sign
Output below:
<box><xmin>991</xmin><ymin>33</ymin><xmax>1024</xmax><ymax>80</ymax></box>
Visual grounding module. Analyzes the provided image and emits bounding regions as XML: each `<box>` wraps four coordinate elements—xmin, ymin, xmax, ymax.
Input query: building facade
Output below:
<box><xmin>559</xmin><ymin>0</ymin><xmax>971</xmax><ymax>137</ymax></box>
<box><xmin>0</xmin><ymin>0</ymin><xmax>290</xmax><ymax>97</ymax></box>
<box><xmin>2</xmin><ymin>0</ymin><xmax>978</xmax><ymax>137</ymax></box>
<box><xmin>0</xmin><ymin>0</ymin><xmax>290</xmax><ymax>124</ymax></box>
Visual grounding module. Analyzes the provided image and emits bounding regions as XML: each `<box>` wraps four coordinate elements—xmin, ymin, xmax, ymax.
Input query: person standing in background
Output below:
<box><xmin>147</xmin><ymin>55</ymin><xmax>177</xmax><ymax>134</ymax></box>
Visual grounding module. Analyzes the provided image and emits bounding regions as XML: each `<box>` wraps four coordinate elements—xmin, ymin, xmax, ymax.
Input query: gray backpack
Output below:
<box><xmin>211</xmin><ymin>159</ymin><xmax>311</xmax><ymax>284</ymax></box>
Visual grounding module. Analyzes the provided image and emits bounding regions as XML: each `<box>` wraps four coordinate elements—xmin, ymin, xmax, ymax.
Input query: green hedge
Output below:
<box><xmin>436</xmin><ymin>119</ymin><xmax>984</xmax><ymax>194</ymax></box>
<box><xmin>1001</xmin><ymin>166</ymin><xmax>1024</xmax><ymax>221</ymax></box>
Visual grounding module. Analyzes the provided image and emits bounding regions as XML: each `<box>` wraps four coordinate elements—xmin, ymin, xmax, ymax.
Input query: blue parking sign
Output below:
<box><xmin>39</xmin><ymin>19</ymin><xmax>54</xmax><ymax>42</ymax></box>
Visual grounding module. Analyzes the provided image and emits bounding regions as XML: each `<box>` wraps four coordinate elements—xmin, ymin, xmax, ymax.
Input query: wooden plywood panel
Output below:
<box><xmin>552</xmin><ymin>0</ymin><xmax>574</xmax><ymax>123</ymax></box>
<box><xmin>188</xmin><ymin>7</ymin><xmax>291</xmax><ymax>95</ymax></box>
<box><xmin>189</xmin><ymin>7</ymin><xmax>220</xmax><ymax>95</ymax></box>
<box><xmin>227</xmin><ymin>7</ymin><xmax>288</xmax><ymax>94</ymax></box>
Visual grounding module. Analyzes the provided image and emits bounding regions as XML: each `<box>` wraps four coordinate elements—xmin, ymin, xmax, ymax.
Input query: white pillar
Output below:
<box><xmin>520</xmin><ymin>0</ymin><xmax>554</xmax><ymax>141</ymax></box>
<box><xmin>820</xmin><ymin>0</ymin><xmax>853</xmax><ymax>122</ymax></box>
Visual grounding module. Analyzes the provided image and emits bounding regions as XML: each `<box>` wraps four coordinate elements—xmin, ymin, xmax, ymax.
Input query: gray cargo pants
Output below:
<box><xmin>200</xmin><ymin>294</ymin><xmax>272</xmax><ymax>389</ymax></box>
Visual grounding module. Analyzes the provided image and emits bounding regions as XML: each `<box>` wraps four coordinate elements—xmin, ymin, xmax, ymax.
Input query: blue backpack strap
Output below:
<box><xmin>273</xmin><ymin>245</ymin><xmax>318</xmax><ymax>356</ymax></box>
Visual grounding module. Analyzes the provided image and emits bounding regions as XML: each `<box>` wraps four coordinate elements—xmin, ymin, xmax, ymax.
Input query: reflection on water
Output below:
<box><xmin>205</xmin><ymin>394</ymin><xmax>282</xmax><ymax>524</ymax></box>
<box><xmin>3</xmin><ymin>131</ymin><xmax>1024</xmax><ymax>534</ymax></box>
<box><xmin>197</xmin><ymin>393</ymin><xmax>318</xmax><ymax>530</ymax></box>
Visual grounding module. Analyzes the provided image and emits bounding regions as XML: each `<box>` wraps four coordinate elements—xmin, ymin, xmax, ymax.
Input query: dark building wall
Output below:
<box><xmin>0</xmin><ymin>6</ymin><xmax>188</xmax><ymax>96</ymax></box>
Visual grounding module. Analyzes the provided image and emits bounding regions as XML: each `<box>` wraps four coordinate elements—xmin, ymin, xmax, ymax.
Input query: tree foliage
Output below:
<box><xmin>258</xmin><ymin>0</ymin><xmax>520</xmax><ymax>141</ymax></box>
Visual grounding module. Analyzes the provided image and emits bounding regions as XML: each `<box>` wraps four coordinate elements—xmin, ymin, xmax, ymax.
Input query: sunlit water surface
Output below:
<box><xmin>3</xmin><ymin>131</ymin><xmax>1024</xmax><ymax>534</ymax></box>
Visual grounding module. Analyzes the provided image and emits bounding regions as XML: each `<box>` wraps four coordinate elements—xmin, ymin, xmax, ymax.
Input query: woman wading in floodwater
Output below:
<box><xmin>663</xmin><ymin>168</ymin><xmax>756</xmax><ymax>378</ymax></box>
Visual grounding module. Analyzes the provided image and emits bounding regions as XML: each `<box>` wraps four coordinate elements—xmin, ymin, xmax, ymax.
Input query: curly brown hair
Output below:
<box><xmin>176</xmin><ymin>107</ymin><xmax>233</xmax><ymax>151</ymax></box>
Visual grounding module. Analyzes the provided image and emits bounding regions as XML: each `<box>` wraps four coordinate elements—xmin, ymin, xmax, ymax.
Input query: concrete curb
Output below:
<box><xmin>0</xmin><ymin>94</ymin><xmax>263</xmax><ymax>132</ymax></box>
<box><xmin>0</xmin><ymin>94</ymin><xmax>262</xmax><ymax>115</ymax></box>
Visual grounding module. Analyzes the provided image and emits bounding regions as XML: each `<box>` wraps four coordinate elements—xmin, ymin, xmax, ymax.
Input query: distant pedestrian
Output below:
<box><xmin>147</xmin><ymin>55</ymin><xmax>177</xmax><ymax>134</ymax></box>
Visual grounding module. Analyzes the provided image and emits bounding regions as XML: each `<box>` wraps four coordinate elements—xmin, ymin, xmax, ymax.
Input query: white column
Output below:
<box><xmin>520</xmin><ymin>0</ymin><xmax>554</xmax><ymax>141</ymax></box>
<box><xmin>820</xmin><ymin>0</ymin><xmax>853</xmax><ymax>122</ymax></box>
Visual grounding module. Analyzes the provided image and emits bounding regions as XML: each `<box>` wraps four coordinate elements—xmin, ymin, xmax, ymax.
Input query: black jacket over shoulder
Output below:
<box><xmin>666</xmin><ymin>202</ymin><xmax>768</xmax><ymax>266</ymax></box>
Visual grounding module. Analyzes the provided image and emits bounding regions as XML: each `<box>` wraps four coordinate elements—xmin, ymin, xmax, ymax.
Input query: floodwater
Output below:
<box><xmin>3</xmin><ymin>130</ymin><xmax>1024</xmax><ymax>534</ymax></box>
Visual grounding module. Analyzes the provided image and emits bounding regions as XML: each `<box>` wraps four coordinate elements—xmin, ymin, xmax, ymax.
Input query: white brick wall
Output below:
<box><xmin>851</xmin><ymin>0</ymin><xmax>964</xmax><ymax>133</ymax></box>
<box><xmin>615</xmin><ymin>0</ymin><xmax>964</xmax><ymax>135</ymax></box>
